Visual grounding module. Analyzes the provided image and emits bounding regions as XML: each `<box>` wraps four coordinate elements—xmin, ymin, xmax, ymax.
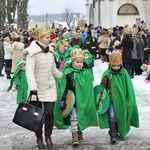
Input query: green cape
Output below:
<box><xmin>7</xmin><ymin>60</ymin><xmax>28</xmax><ymax>104</ymax></box>
<box><xmin>98</xmin><ymin>66</ymin><xmax>139</xmax><ymax>140</ymax></box>
<box><xmin>54</xmin><ymin>65</ymin><xmax>98</xmax><ymax>131</ymax></box>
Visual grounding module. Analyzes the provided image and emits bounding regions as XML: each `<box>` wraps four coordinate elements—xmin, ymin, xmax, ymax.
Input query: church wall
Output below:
<box><xmin>86</xmin><ymin>0</ymin><xmax>150</xmax><ymax>29</ymax></box>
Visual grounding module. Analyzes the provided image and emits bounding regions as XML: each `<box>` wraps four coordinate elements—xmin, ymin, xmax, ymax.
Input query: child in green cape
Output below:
<box><xmin>7</xmin><ymin>60</ymin><xmax>28</xmax><ymax>104</ymax></box>
<box><xmin>98</xmin><ymin>52</ymin><xmax>139</xmax><ymax>144</ymax></box>
<box><xmin>54</xmin><ymin>48</ymin><xmax>97</xmax><ymax>146</ymax></box>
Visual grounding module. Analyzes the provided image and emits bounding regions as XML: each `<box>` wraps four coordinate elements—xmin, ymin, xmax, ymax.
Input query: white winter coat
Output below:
<box><xmin>3</xmin><ymin>41</ymin><xmax>13</xmax><ymax>59</ymax></box>
<box><xmin>26</xmin><ymin>41</ymin><xmax>62</xmax><ymax>102</ymax></box>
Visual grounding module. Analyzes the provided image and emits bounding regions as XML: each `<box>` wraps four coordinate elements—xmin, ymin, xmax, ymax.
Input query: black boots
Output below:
<box><xmin>45</xmin><ymin>120</ymin><xmax>53</xmax><ymax>148</ymax></box>
<box><xmin>5</xmin><ymin>70</ymin><xmax>11</xmax><ymax>79</ymax></box>
<box><xmin>110</xmin><ymin>134</ymin><xmax>121</xmax><ymax>144</ymax></box>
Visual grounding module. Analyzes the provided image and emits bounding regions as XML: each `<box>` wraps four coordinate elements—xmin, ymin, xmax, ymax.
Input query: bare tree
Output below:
<box><xmin>6</xmin><ymin>0</ymin><xmax>17</xmax><ymax>26</ymax></box>
<box><xmin>17</xmin><ymin>0</ymin><xmax>29</xmax><ymax>29</ymax></box>
<box><xmin>0</xmin><ymin>1</ymin><xmax>6</xmax><ymax>30</ymax></box>
<box><xmin>62</xmin><ymin>8</ymin><xmax>74</xmax><ymax>28</ymax></box>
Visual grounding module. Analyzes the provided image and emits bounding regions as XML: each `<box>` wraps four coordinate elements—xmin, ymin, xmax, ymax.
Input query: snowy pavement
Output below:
<box><xmin>0</xmin><ymin>59</ymin><xmax>150</xmax><ymax>150</ymax></box>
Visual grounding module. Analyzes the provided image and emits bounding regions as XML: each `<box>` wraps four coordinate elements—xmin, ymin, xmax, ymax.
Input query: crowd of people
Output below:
<box><xmin>0</xmin><ymin>21</ymin><xmax>149</xmax><ymax>148</ymax></box>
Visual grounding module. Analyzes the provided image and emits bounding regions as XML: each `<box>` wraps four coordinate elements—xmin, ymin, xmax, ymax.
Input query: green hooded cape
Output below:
<box><xmin>7</xmin><ymin>60</ymin><xmax>28</xmax><ymax>104</ymax></box>
<box><xmin>54</xmin><ymin>65</ymin><xmax>98</xmax><ymax>131</ymax></box>
<box><xmin>98</xmin><ymin>66</ymin><xmax>139</xmax><ymax>140</ymax></box>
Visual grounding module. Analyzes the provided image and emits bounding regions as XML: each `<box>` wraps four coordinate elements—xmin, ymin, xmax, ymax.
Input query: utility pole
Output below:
<box><xmin>46</xmin><ymin>13</ymin><xmax>48</xmax><ymax>25</ymax></box>
<box><xmin>98</xmin><ymin>0</ymin><xmax>100</xmax><ymax>23</ymax></box>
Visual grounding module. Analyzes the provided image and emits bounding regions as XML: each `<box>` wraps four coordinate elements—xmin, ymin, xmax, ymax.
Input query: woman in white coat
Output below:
<box><xmin>3</xmin><ymin>36</ymin><xmax>13</xmax><ymax>79</ymax></box>
<box><xmin>25</xmin><ymin>25</ymin><xmax>62</xmax><ymax>149</ymax></box>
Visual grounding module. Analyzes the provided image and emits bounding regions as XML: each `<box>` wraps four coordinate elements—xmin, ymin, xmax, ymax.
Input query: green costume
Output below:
<box><xmin>54</xmin><ymin>65</ymin><xmax>98</xmax><ymax>131</ymax></box>
<box><xmin>7</xmin><ymin>60</ymin><xmax>28</xmax><ymax>104</ymax></box>
<box><xmin>98</xmin><ymin>66</ymin><xmax>139</xmax><ymax>140</ymax></box>
<box><xmin>54</xmin><ymin>47</ymin><xmax>72</xmax><ymax>70</ymax></box>
<box><xmin>83</xmin><ymin>49</ymin><xmax>94</xmax><ymax>81</ymax></box>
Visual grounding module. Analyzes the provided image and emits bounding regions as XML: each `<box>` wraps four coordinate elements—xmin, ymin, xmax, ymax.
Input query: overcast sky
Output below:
<box><xmin>28</xmin><ymin>0</ymin><xmax>86</xmax><ymax>15</ymax></box>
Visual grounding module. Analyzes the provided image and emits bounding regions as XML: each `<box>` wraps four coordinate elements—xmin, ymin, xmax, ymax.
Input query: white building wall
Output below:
<box><xmin>86</xmin><ymin>0</ymin><xmax>150</xmax><ymax>29</ymax></box>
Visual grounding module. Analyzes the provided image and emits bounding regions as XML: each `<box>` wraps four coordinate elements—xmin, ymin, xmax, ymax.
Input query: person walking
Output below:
<box><xmin>7</xmin><ymin>60</ymin><xmax>28</xmax><ymax>104</ymax></box>
<box><xmin>98</xmin><ymin>29</ymin><xmax>109</xmax><ymax>62</ymax></box>
<box><xmin>25</xmin><ymin>25</ymin><xmax>63</xmax><ymax>149</ymax></box>
<box><xmin>3</xmin><ymin>36</ymin><xmax>13</xmax><ymax>79</ymax></box>
<box><xmin>98</xmin><ymin>52</ymin><xmax>139</xmax><ymax>144</ymax></box>
<box><xmin>54</xmin><ymin>48</ymin><xmax>97</xmax><ymax>146</ymax></box>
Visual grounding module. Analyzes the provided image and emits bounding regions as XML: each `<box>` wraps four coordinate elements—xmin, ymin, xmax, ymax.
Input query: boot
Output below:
<box><xmin>78</xmin><ymin>131</ymin><xmax>83</xmax><ymax>141</ymax></box>
<box><xmin>35</xmin><ymin>132</ymin><xmax>44</xmax><ymax>149</ymax></box>
<box><xmin>72</xmin><ymin>132</ymin><xmax>79</xmax><ymax>146</ymax></box>
<box><xmin>6</xmin><ymin>70</ymin><xmax>11</xmax><ymax>79</ymax></box>
<box><xmin>102</xmin><ymin>56</ymin><xmax>106</xmax><ymax>63</ymax></box>
<box><xmin>45</xmin><ymin>120</ymin><xmax>53</xmax><ymax>148</ymax></box>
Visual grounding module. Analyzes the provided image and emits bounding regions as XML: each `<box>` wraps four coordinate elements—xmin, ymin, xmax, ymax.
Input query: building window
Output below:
<box><xmin>117</xmin><ymin>3</ymin><xmax>139</xmax><ymax>15</ymax></box>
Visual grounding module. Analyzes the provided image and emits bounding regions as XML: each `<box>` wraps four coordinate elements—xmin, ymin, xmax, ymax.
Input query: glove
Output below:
<box><xmin>30</xmin><ymin>90</ymin><xmax>37</xmax><ymax>95</ymax></box>
<box><xmin>60</xmin><ymin>100</ymin><xmax>66</xmax><ymax>110</ymax></box>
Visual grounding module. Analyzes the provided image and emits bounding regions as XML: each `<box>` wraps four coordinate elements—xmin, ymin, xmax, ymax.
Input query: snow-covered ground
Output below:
<box><xmin>0</xmin><ymin>59</ymin><xmax>150</xmax><ymax>150</ymax></box>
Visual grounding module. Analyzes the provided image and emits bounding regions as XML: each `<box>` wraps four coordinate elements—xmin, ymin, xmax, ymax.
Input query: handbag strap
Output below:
<box><xmin>27</xmin><ymin>93</ymin><xmax>40</xmax><ymax>110</ymax></box>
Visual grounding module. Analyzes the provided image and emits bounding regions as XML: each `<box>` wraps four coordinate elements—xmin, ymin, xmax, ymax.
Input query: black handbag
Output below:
<box><xmin>12</xmin><ymin>93</ymin><xmax>46</xmax><ymax>132</ymax></box>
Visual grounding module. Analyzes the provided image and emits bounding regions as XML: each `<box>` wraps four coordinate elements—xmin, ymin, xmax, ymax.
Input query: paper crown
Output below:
<box><xmin>50</xmin><ymin>42</ymin><xmax>57</xmax><ymax>48</ymax></box>
<box><xmin>109</xmin><ymin>52</ymin><xmax>122</xmax><ymax>65</ymax></box>
<box><xmin>70</xmin><ymin>48</ymin><xmax>84</xmax><ymax>61</ymax></box>
<box><xmin>83</xmin><ymin>49</ymin><xmax>90</xmax><ymax>53</ymax></box>
<box><xmin>33</xmin><ymin>25</ymin><xmax>50</xmax><ymax>38</ymax></box>
<box><xmin>124</xmin><ymin>28</ymin><xmax>132</xmax><ymax>35</ymax></box>
<box><xmin>63</xmin><ymin>41</ymin><xmax>69</xmax><ymax>46</ymax></box>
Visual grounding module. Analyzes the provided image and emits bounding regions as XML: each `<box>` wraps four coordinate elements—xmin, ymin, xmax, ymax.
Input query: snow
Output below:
<box><xmin>0</xmin><ymin>59</ymin><xmax>150</xmax><ymax>149</ymax></box>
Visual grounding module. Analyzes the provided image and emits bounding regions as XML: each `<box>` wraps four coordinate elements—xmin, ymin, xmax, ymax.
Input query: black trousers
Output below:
<box><xmin>30</xmin><ymin>101</ymin><xmax>55</xmax><ymax>122</ymax></box>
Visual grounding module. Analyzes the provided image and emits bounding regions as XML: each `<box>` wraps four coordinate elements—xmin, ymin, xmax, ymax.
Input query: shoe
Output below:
<box><xmin>110</xmin><ymin>135</ymin><xmax>117</xmax><ymax>144</ymax></box>
<box><xmin>130</xmin><ymin>75</ymin><xmax>134</xmax><ymax>79</ymax></box>
<box><xmin>0</xmin><ymin>74</ymin><xmax>4</xmax><ymax>77</ymax></box>
<box><xmin>72</xmin><ymin>132</ymin><xmax>79</xmax><ymax>146</ymax></box>
<box><xmin>116</xmin><ymin>134</ymin><xmax>121</xmax><ymax>140</ymax></box>
<box><xmin>78</xmin><ymin>131</ymin><xmax>83</xmax><ymax>141</ymax></box>
<box><xmin>7</xmin><ymin>76</ymin><xmax>11</xmax><ymax>79</ymax></box>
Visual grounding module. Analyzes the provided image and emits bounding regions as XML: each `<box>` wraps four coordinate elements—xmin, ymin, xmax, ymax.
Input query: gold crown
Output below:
<box><xmin>33</xmin><ymin>25</ymin><xmax>50</xmax><ymax>38</ymax></box>
<box><xmin>109</xmin><ymin>52</ymin><xmax>122</xmax><ymax>65</ymax></box>
<box><xmin>70</xmin><ymin>48</ymin><xmax>84</xmax><ymax>61</ymax></box>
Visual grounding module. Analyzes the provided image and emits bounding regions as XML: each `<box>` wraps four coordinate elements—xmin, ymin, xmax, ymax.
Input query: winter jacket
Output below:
<box><xmin>117</xmin><ymin>35</ymin><xmax>133</xmax><ymax>64</ymax></box>
<box><xmin>11</xmin><ymin>42</ymin><xmax>24</xmax><ymax>72</ymax></box>
<box><xmin>136</xmin><ymin>33</ymin><xmax>144</xmax><ymax>61</ymax></box>
<box><xmin>131</xmin><ymin>37</ymin><xmax>138</xmax><ymax>59</ymax></box>
<box><xmin>3</xmin><ymin>41</ymin><xmax>13</xmax><ymax>60</ymax></box>
<box><xmin>26</xmin><ymin>41</ymin><xmax>62</xmax><ymax>102</ymax></box>
<box><xmin>98</xmin><ymin>34</ymin><xmax>109</xmax><ymax>49</ymax></box>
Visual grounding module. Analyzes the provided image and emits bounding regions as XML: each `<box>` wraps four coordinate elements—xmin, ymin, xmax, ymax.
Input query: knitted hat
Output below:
<box><xmin>109</xmin><ymin>52</ymin><xmax>122</xmax><ymax>65</ymax></box>
<box><xmin>70</xmin><ymin>48</ymin><xmax>84</xmax><ymax>61</ymax></box>
<box><xmin>33</xmin><ymin>25</ymin><xmax>50</xmax><ymax>38</ymax></box>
